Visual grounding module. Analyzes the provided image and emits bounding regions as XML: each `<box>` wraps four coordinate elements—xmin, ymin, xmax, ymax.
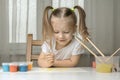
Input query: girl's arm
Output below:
<box><xmin>38</xmin><ymin>52</ymin><xmax>54</xmax><ymax>68</ymax></box>
<box><xmin>53</xmin><ymin>55</ymin><xmax>81</xmax><ymax>67</ymax></box>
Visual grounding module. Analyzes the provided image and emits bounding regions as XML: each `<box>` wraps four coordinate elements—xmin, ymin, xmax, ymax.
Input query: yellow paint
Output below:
<box><xmin>96</xmin><ymin>63</ymin><xmax>112</xmax><ymax>73</ymax></box>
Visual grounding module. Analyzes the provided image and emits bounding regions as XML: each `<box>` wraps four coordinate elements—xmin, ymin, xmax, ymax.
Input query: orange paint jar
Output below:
<box><xmin>92</xmin><ymin>61</ymin><xmax>96</xmax><ymax>68</ymax></box>
<box><xmin>10</xmin><ymin>63</ymin><xmax>18</xmax><ymax>72</ymax></box>
<box><xmin>27</xmin><ymin>62</ymin><xmax>33</xmax><ymax>70</ymax></box>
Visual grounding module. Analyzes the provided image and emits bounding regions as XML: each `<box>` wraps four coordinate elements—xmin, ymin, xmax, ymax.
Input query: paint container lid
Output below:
<box><xmin>2</xmin><ymin>62</ymin><xmax>9</xmax><ymax>65</ymax></box>
<box><xmin>19</xmin><ymin>62</ymin><xmax>28</xmax><ymax>66</ymax></box>
<box><xmin>9</xmin><ymin>62</ymin><xmax>18</xmax><ymax>66</ymax></box>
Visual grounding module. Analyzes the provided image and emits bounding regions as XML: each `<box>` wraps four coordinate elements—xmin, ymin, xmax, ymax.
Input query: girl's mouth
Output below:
<box><xmin>59</xmin><ymin>40</ymin><xmax>66</xmax><ymax>42</ymax></box>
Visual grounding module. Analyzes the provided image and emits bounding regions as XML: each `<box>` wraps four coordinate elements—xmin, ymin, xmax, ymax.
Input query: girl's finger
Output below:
<box><xmin>48</xmin><ymin>59</ymin><xmax>54</xmax><ymax>63</ymax></box>
<box><xmin>47</xmin><ymin>57</ymin><xmax>54</xmax><ymax>61</ymax></box>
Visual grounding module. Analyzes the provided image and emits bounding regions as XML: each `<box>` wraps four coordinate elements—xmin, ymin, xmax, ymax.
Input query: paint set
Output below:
<box><xmin>2</xmin><ymin>62</ymin><xmax>33</xmax><ymax>72</ymax></box>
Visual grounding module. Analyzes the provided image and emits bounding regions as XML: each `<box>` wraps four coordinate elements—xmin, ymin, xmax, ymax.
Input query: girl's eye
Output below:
<box><xmin>64</xmin><ymin>32</ymin><xmax>69</xmax><ymax>33</ymax></box>
<box><xmin>54</xmin><ymin>31</ymin><xmax>59</xmax><ymax>34</ymax></box>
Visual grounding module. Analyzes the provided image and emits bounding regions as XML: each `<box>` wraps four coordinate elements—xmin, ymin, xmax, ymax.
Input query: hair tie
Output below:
<box><xmin>71</xmin><ymin>8</ymin><xmax>75</xmax><ymax>11</ymax></box>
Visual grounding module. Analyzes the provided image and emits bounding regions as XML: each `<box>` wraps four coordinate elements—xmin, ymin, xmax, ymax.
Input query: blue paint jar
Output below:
<box><xmin>2</xmin><ymin>63</ymin><xmax>9</xmax><ymax>72</ymax></box>
<box><xmin>19</xmin><ymin>62</ymin><xmax>28</xmax><ymax>72</ymax></box>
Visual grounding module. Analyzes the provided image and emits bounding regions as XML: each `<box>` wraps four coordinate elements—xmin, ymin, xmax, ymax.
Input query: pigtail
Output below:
<box><xmin>74</xmin><ymin>6</ymin><xmax>89</xmax><ymax>41</ymax></box>
<box><xmin>42</xmin><ymin>6</ymin><xmax>53</xmax><ymax>42</ymax></box>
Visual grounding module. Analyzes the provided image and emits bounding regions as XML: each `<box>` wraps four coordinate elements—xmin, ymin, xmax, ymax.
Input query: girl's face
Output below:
<box><xmin>51</xmin><ymin>16</ymin><xmax>75</xmax><ymax>49</ymax></box>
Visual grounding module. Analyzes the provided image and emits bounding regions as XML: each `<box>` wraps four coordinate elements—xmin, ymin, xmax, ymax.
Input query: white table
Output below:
<box><xmin>0</xmin><ymin>67</ymin><xmax>120</xmax><ymax>80</ymax></box>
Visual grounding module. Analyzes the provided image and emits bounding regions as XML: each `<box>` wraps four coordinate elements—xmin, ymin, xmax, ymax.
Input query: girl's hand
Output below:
<box><xmin>45</xmin><ymin>53</ymin><xmax>54</xmax><ymax>66</ymax></box>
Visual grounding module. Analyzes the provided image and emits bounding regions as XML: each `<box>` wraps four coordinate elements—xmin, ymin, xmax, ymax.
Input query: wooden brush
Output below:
<box><xmin>86</xmin><ymin>37</ymin><xmax>105</xmax><ymax>57</ymax></box>
<box><xmin>105</xmin><ymin>48</ymin><xmax>120</xmax><ymax>62</ymax></box>
<box><xmin>75</xmin><ymin>36</ymin><xmax>103</xmax><ymax>63</ymax></box>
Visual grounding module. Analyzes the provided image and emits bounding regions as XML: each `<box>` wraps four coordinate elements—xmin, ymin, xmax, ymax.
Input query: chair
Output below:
<box><xmin>26</xmin><ymin>34</ymin><xmax>43</xmax><ymax>62</ymax></box>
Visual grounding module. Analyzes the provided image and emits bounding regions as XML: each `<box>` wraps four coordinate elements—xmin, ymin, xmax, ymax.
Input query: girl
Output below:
<box><xmin>38</xmin><ymin>5</ymin><xmax>89</xmax><ymax>68</ymax></box>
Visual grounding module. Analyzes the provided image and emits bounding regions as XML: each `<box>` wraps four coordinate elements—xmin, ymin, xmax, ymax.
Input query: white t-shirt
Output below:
<box><xmin>41</xmin><ymin>38</ymin><xmax>84</xmax><ymax>60</ymax></box>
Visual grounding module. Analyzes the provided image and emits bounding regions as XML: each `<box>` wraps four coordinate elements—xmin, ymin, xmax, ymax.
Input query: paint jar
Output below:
<box><xmin>27</xmin><ymin>62</ymin><xmax>33</xmax><ymax>70</ymax></box>
<box><xmin>92</xmin><ymin>61</ymin><xmax>96</xmax><ymax>68</ymax></box>
<box><xmin>95</xmin><ymin>56</ymin><xmax>113</xmax><ymax>73</ymax></box>
<box><xmin>2</xmin><ymin>63</ymin><xmax>9</xmax><ymax>72</ymax></box>
<box><xmin>19</xmin><ymin>62</ymin><xmax>28</xmax><ymax>72</ymax></box>
<box><xmin>96</xmin><ymin>63</ymin><xmax>112</xmax><ymax>73</ymax></box>
<box><xmin>9</xmin><ymin>63</ymin><xmax>18</xmax><ymax>72</ymax></box>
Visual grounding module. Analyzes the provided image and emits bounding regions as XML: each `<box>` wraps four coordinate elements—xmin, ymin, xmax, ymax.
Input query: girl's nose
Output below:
<box><xmin>59</xmin><ymin>33</ymin><xmax>64</xmax><ymax>38</ymax></box>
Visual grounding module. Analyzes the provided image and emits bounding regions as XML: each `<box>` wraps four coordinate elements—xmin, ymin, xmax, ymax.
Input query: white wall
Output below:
<box><xmin>114</xmin><ymin>0</ymin><xmax>120</xmax><ymax>49</ymax></box>
<box><xmin>85</xmin><ymin>0</ymin><xmax>120</xmax><ymax>55</ymax></box>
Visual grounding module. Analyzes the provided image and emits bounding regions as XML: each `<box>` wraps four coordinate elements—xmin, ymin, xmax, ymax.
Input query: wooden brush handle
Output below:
<box><xmin>75</xmin><ymin>36</ymin><xmax>103</xmax><ymax>63</ymax></box>
<box><xmin>86</xmin><ymin>37</ymin><xmax>105</xmax><ymax>57</ymax></box>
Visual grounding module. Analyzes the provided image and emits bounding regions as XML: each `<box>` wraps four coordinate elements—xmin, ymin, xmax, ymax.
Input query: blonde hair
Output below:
<box><xmin>42</xmin><ymin>6</ymin><xmax>89</xmax><ymax>43</ymax></box>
